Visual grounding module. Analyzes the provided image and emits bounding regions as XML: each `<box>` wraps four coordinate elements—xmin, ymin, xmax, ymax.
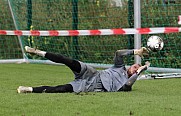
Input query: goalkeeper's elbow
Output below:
<box><xmin>118</xmin><ymin>84</ymin><xmax>132</xmax><ymax>92</ymax></box>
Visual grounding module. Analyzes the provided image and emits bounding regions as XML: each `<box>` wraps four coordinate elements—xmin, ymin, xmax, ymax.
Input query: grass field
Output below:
<box><xmin>0</xmin><ymin>63</ymin><xmax>181</xmax><ymax>116</ymax></box>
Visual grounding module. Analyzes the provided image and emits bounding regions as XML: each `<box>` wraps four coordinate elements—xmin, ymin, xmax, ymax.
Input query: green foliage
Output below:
<box><xmin>0</xmin><ymin>64</ymin><xmax>181</xmax><ymax>116</ymax></box>
<box><xmin>0</xmin><ymin>0</ymin><xmax>180</xmax><ymax>69</ymax></box>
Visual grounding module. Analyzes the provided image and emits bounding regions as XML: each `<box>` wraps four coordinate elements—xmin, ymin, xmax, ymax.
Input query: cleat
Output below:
<box><xmin>25</xmin><ymin>46</ymin><xmax>46</xmax><ymax>57</ymax></box>
<box><xmin>17</xmin><ymin>86</ymin><xmax>32</xmax><ymax>93</ymax></box>
<box><xmin>25</xmin><ymin>46</ymin><xmax>36</xmax><ymax>54</ymax></box>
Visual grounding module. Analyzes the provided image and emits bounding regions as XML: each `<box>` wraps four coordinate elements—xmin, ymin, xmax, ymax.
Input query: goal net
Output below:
<box><xmin>0</xmin><ymin>0</ymin><xmax>181</xmax><ymax>74</ymax></box>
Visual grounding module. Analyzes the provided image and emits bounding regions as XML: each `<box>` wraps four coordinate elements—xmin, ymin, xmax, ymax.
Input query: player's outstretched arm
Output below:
<box><xmin>114</xmin><ymin>49</ymin><xmax>134</xmax><ymax>67</ymax></box>
<box><xmin>125</xmin><ymin>61</ymin><xmax>150</xmax><ymax>87</ymax></box>
<box><xmin>115</xmin><ymin>47</ymin><xmax>149</xmax><ymax>58</ymax></box>
<box><xmin>114</xmin><ymin>48</ymin><xmax>149</xmax><ymax>67</ymax></box>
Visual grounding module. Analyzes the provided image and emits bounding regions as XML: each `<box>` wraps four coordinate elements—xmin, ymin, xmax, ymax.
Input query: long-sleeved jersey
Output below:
<box><xmin>70</xmin><ymin>50</ymin><xmax>139</xmax><ymax>93</ymax></box>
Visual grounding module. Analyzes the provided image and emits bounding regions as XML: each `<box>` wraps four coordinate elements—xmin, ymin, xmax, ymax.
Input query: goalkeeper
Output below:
<box><xmin>17</xmin><ymin>46</ymin><xmax>150</xmax><ymax>93</ymax></box>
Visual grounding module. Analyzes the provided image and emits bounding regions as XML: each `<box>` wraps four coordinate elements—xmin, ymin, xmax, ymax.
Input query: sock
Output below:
<box><xmin>28</xmin><ymin>87</ymin><xmax>33</xmax><ymax>92</ymax></box>
<box><xmin>36</xmin><ymin>50</ymin><xmax>46</xmax><ymax>57</ymax></box>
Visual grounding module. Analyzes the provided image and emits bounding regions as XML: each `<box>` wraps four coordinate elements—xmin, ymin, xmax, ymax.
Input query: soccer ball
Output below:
<box><xmin>147</xmin><ymin>35</ymin><xmax>164</xmax><ymax>52</ymax></box>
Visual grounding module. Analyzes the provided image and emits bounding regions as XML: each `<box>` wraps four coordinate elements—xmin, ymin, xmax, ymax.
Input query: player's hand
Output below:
<box><xmin>145</xmin><ymin>61</ymin><xmax>151</xmax><ymax>67</ymax></box>
<box><xmin>136</xmin><ymin>61</ymin><xmax>150</xmax><ymax>75</ymax></box>
<box><xmin>134</xmin><ymin>47</ymin><xmax>149</xmax><ymax>58</ymax></box>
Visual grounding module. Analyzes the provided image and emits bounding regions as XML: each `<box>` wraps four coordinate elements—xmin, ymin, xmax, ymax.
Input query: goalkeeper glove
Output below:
<box><xmin>136</xmin><ymin>61</ymin><xmax>150</xmax><ymax>75</ymax></box>
<box><xmin>134</xmin><ymin>47</ymin><xmax>149</xmax><ymax>58</ymax></box>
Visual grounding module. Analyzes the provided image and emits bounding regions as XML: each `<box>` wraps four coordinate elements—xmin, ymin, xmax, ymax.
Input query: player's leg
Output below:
<box><xmin>17</xmin><ymin>84</ymin><xmax>73</xmax><ymax>93</ymax></box>
<box><xmin>45</xmin><ymin>52</ymin><xmax>81</xmax><ymax>73</ymax></box>
<box><xmin>25</xmin><ymin>46</ymin><xmax>81</xmax><ymax>73</ymax></box>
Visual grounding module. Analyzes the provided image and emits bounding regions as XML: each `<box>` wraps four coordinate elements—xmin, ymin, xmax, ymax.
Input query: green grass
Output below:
<box><xmin>0</xmin><ymin>64</ymin><xmax>181</xmax><ymax>116</ymax></box>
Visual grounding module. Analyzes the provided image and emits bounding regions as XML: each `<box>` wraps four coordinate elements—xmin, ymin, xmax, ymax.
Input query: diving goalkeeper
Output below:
<box><xmin>17</xmin><ymin>46</ymin><xmax>150</xmax><ymax>93</ymax></box>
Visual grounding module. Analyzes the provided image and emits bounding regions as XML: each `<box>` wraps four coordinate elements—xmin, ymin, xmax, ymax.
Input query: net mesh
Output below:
<box><xmin>141</xmin><ymin>0</ymin><xmax>181</xmax><ymax>68</ymax></box>
<box><xmin>0</xmin><ymin>1</ymin><xmax>22</xmax><ymax>59</ymax></box>
<box><xmin>0</xmin><ymin>0</ymin><xmax>180</xmax><ymax>70</ymax></box>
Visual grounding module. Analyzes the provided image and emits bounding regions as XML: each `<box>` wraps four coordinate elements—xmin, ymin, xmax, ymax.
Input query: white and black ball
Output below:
<box><xmin>147</xmin><ymin>35</ymin><xmax>164</xmax><ymax>52</ymax></box>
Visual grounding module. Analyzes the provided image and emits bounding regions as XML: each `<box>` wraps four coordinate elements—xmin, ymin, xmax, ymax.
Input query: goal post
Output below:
<box><xmin>0</xmin><ymin>0</ymin><xmax>180</xmax><ymax>73</ymax></box>
<box><xmin>7</xmin><ymin>0</ymin><xmax>26</xmax><ymax>60</ymax></box>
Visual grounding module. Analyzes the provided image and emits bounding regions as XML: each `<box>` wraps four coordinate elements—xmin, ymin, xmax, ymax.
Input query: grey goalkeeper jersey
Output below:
<box><xmin>70</xmin><ymin>50</ymin><xmax>138</xmax><ymax>93</ymax></box>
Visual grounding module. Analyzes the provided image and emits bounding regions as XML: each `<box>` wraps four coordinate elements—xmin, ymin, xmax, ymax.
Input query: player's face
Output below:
<box><xmin>127</xmin><ymin>64</ymin><xmax>141</xmax><ymax>77</ymax></box>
